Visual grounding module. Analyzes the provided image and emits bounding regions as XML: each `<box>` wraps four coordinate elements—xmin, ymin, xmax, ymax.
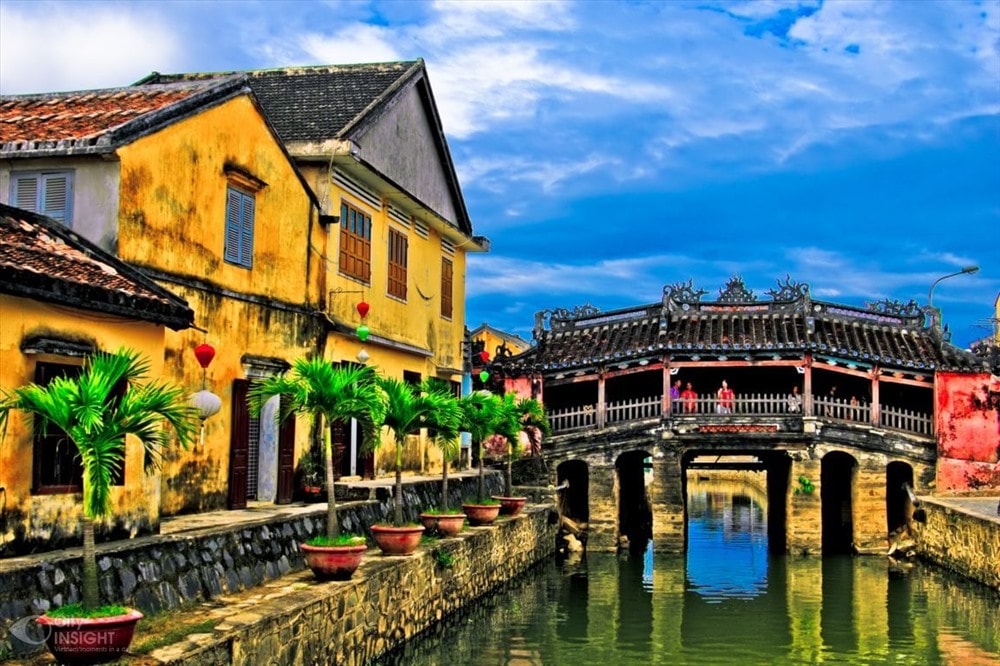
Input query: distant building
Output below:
<box><xmin>469</xmin><ymin>323</ymin><xmax>531</xmax><ymax>392</ymax></box>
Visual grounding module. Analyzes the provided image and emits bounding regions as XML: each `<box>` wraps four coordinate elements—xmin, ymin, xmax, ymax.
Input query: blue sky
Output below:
<box><xmin>2</xmin><ymin>0</ymin><xmax>997</xmax><ymax>348</ymax></box>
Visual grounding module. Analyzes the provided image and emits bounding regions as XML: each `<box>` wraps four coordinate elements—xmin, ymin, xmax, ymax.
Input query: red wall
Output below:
<box><xmin>936</xmin><ymin>372</ymin><xmax>1000</xmax><ymax>492</ymax></box>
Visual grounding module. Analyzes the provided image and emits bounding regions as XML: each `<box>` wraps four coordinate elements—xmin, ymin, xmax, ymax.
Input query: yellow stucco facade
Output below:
<box><xmin>113</xmin><ymin>95</ymin><xmax>320</xmax><ymax>514</ymax></box>
<box><xmin>0</xmin><ymin>295</ymin><xmax>170</xmax><ymax>551</ymax></box>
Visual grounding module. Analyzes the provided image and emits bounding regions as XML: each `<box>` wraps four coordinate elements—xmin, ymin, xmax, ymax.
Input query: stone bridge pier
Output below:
<box><xmin>552</xmin><ymin>433</ymin><xmax>935</xmax><ymax>557</ymax></box>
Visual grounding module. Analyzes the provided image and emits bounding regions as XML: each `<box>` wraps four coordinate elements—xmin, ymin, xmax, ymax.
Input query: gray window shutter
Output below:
<box><xmin>41</xmin><ymin>173</ymin><xmax>69</xmax><ymax>223</ymax></box>
<box><xmin>240</xmin><ymin>195</ymin><xmax>254</xmax><ymax>268</ymax></box>
<box><xmin>13</xmin><ymin>174</ymin><xmax>39</xmax><ymax>211</ymax></box>
<box><xmin>225</xmin><ymin>188</ymin><xmax>241</xmax><ymax>264</ymax></box>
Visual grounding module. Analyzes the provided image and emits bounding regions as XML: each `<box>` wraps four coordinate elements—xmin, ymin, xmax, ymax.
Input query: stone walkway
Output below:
<box><xmin>922</xmin><ymin>495</ymin><xmax>1000</xmax><ymax>522</ymax></box>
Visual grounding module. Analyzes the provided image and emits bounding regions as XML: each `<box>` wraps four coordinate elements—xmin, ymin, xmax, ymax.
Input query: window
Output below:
<box><xmin>339</xmin><ymin>201</ymin><xmax>372</xmax><ymax>282</ymax></box>
<box><xmin>387</xmin><ymin>228</ymin><xmax>408</xmax><ymax>300</ymax></box>
<box><xmin>224</xmin><ymin>186</ymin><xmax>255</xmax><ymax>268</ymax></box>
<box><xmin>10</xmin><ymin>171</ymin><xmax>73</xmax><ymax>225</ymax></box>
<box><xmin>32</xmin><ymin>362</ymin><xmax>125</xmax><ymax>494</ymax></box>
<box><xmin>441</xmin><ymin>257</ymin><xmax>453</xmax><ymax>319</ymax></box>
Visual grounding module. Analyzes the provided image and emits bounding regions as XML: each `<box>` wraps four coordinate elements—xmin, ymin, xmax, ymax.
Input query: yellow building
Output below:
<box><xmin>138</xmin><ymin>61</ymin><xmax>489</xmax><ymax>481</ymax></box>
<box><xmin>0</xmin><ymin>77</ymin><xmax>323</xmax><ymax>523</ymax></box>
<box><xmin>1</xmin><ymin>61</ymin><xmax>486</xmax><ymax>545</ymax></box>
<box><xmin>0</xmin><ymin>203</ymin><xmax>194</xmax><ymax>555</ymax></box>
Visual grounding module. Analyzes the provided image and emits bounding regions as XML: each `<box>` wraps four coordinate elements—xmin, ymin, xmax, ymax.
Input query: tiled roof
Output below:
<box><xmin>0</xmin><ymin>204</ymin><xmax>193</xmax><ymax>330</ymax></box>
<box><xmin>501</xmin><ymin>278</ymin><xmax>985</xmax><ymax>374</ymax></box>
<box><xmin>0</xmin><ymin>78</ymin><xmax>245</xmax><ymax>156</ymax></box>
<box><xmin>136</xmin><ymin>61</ymin><xmax>421</xmax><ymax>145</ymax></box>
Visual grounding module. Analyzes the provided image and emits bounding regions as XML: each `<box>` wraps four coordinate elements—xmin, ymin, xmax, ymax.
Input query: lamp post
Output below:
<box><xmin>927</xmin><ymin>265</ymin><xmax>979</xmax><ymax>330</ymax></box>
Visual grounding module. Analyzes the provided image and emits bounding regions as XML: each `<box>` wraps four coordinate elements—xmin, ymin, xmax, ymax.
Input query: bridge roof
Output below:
<box><xmin>498</xmin><ymin>276</ymin><xmax>985</xmax><ymax>375</ymax></box>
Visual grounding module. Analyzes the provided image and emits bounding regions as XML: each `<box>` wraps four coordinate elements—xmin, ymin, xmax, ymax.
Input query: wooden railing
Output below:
<box><xmin>547</xmin><ymin>393</ymin><xmax>933</xmax><ymax>438</ymax></box>
<box><xmin>606</xmin><ymin>395</ymin><xmax>662</xmax><ymax>425</ymax></box>
<box><xmin>880</xmin><ymin>404</ymin><xmax>933</xmax><ymax>436</ymax></box>
<box><xmin>547</xmin><ymin>403</ymin><xmax>598</xmax><ymax>433</ymax></box>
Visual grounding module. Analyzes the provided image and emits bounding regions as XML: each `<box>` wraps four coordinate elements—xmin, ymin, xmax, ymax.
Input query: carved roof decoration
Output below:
<box><xmin>717</xmin><ymin>275</ymin><xmax>757</xmax><ymax>303</ymax></box>
<box><xmin>500</xmin><ymin>275</ymin><xmax>984</xmax><ymax>375</ymax></box>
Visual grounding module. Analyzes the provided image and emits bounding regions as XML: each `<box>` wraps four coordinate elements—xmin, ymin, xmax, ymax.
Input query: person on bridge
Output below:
<box><xmin>716</xmin><ymin>380</ymin><xmax>735</xmax><ymax>414</ymax></box>
<box><xmin>787</xmin><ymin>385</ymin><xmax>802</xmax><ymax>413</ymax></box>
<box><xmin>681</xmin><ymin>382</ymin><xmax>697</xmax><ymax>413</ymax></box>
<box><xmin>670</xmin><ymin>379</ymin><xmax>681</xmax><ymax>412</ymax></box>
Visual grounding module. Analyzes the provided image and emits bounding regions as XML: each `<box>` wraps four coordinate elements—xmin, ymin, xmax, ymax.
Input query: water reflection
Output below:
<box><xmin>380</xmin><ymin>478</ymin><xmax>1000</xmax><ymax>666</ymax></box>
<box><xmin>686</xmin><ymin>486</ymin><xmax>769</xmax><ymax>601</ymax></box>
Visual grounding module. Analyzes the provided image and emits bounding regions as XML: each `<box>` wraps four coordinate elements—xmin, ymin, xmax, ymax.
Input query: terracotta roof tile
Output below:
<box><xmin>0</xmin><ymin>204</ymin><xmax>193</xmax><ymax>330</ymax></box>
<box><xmin>0</xmin><ymin>79</ymin><xmax>240</xmax><ymax>154</ymax></box>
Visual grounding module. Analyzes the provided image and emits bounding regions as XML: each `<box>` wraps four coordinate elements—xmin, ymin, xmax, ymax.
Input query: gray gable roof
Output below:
<box><xmin>137</xmin><ymin>61</ymin><xmax>421</xmax><ymax>145</ymax></box>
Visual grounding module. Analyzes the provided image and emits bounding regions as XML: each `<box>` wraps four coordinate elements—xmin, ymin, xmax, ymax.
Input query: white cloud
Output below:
<box><xmin>0</xmin><ymin>3</ymin><xmax>183</xmax><ymax>94</ymax></box>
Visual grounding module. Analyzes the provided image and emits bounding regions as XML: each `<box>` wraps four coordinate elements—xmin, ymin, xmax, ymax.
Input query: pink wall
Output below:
<box><xmin>936</xmin><ymin>372</ymin><xmax>1000</xmax><ymax>492</ymax></box>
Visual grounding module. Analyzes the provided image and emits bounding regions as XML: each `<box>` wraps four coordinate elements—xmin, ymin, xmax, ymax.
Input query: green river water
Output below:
<box><xmin>380</xmin><ymin>482</ymin><xmax>999</xmax><ymax>665</ymax></box>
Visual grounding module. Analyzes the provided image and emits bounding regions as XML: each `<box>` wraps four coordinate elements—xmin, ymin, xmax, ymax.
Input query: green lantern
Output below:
<box><xmin>356</xmin><ymin>323</ymin><xmax>370</xmax><ymax>342</ymax></box>
<box><xmin>479</xmin><ymin>370</ymin><xmax>490</xmax><ymax>383</ymax></box>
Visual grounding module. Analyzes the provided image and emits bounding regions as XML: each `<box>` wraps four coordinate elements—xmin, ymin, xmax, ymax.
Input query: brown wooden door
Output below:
<box><xmin>228</xmin><ymin>379</ymin><xmax>249</xmax><ymax>509</ymax></box>
<box><xmin>275</xmin><ymin>406</ymin><xmax>295</xmax><ymax>504</ymax></box>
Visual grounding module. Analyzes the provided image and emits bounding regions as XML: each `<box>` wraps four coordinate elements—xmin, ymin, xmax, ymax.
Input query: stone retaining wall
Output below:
<box><xmin>914</xmin><ymin>499</ymin><xmax>1000</xmax><ymax>589</ymax></box>
<box><xmin>151</xmin><ymin>507</ymin><xmax>559</xmax><ymax>665</ymax></box>
<box><xmin>0</xmin><ymin>473</ymin><xmax>506</xmax><ymax>658</ymax></box>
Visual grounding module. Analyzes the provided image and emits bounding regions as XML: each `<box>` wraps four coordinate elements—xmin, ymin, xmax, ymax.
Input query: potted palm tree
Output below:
<box><xmin>459</xmin><ymin>391</ymin><xmax>504</xmax><ymax>526</ymax></box>
<box><xmin>492</xmin><ymin>394</ymin><xmax>550</xmax><ymax>516</ymax></box>
<box><xmin>372</xmin><ymin>376</ymin><xmax>458</xmax><ymax>555</ymax></box>
<box><xmin>0</xmin><ymin>348</ymin><xmax>197</xmax><ymax>665</ymax></box>
<box><xmin>248</xmin><ymin>360</ymin><xmax>383</xmax><ymax>580</ymax></box>
<box><xmin>417</xmin><ymin>379</ymin><xmax>465</xmax><ymax>537</ymax></box>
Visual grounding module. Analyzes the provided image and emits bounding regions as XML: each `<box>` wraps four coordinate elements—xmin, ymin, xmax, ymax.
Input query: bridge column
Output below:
<box><xmin>787</xmin><ymin>456</ymin><xmax>822</xmax><ymax>555</ymax></box>
<box><xmin>649</xmin><ymin>447</ymin><xmax>685</xmax><ymax>553</ymax></box>
<box><xmin>854</xmin><ymin>460</ymin><xmax>889</xmax><ymax>553</ymax></box>
<box><xmin>587</xmin><ymin>463</ymin><xmax>618</xmax><ymax>551</ymax></box>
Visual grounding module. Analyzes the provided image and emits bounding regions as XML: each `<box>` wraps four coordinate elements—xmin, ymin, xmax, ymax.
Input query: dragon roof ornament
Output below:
<box><xmin>717</xmin><ymin>275</ymin><xmax>757</xmax><ymax>303</ymax></box>
<box><xmin>765</xmin><ymin>275</ymin><xmax>810</xmax><ymax>302</ymax></box>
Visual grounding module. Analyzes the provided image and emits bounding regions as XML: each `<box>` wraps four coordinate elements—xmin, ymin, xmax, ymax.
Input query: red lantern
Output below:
<box><xmin>194</xmin><ymin>343</ymin><xmax>216</xmax><ymax>369</ymax></box>
<box><xmin>356</xmin><ymin>301</ymin><xmax>370</xmax><ymax>318</ymax></box>
<box><xmin>479</xmin><ymin>350</ymin><xmax>490</xmax><ymax>364</ymax></box>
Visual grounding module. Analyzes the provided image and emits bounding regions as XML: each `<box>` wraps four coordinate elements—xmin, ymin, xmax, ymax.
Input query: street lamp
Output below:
<box><xmin>927</xmin><ymin>265</ymin><xmax>979</xmax><ymax>330</ymax></box>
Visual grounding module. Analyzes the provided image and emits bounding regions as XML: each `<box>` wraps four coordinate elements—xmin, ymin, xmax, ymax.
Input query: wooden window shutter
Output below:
<box><xmin>388</xmin><ymin>228</ymin><xmax>407</xmax><ymax>299</ymax></box>
<box><xmin>441</xmin><ymin>257</ymin><xmax>453</xmax><ymax>319</ymax></box>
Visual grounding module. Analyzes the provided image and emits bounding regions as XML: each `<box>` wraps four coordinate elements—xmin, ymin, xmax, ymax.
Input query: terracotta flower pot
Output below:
<box><xmin>462</xmin><ymin>502</ymin><xmax>501</xmax><ymax>526</ymax></box>
<box><xmin>36</xmin><ymin>608</ymin><xmax>143</xmax><ymax>665</ymax></box>
<box><xmin>435</xmin><ymin>513</ymin><xmax>467</xmax><ymax>536</ymax></box>
<box><xmin>300</xmin><ymin>542</ymin><xmax>367</xmax><ymax>580</ymax></box>
<box><xmin>418</xmin><ymin>513</ymin><xmax>439</xmax><ymax>531</ymax></box>
<box><xmin>493</xmin><ymin>496</ymin><xmax>527</xmax><ymax>517</ymax></box>
<box><xmin>371</xmin><ymin>524</ymin><xmax>425</xmax><ymax>556</ymax></box>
